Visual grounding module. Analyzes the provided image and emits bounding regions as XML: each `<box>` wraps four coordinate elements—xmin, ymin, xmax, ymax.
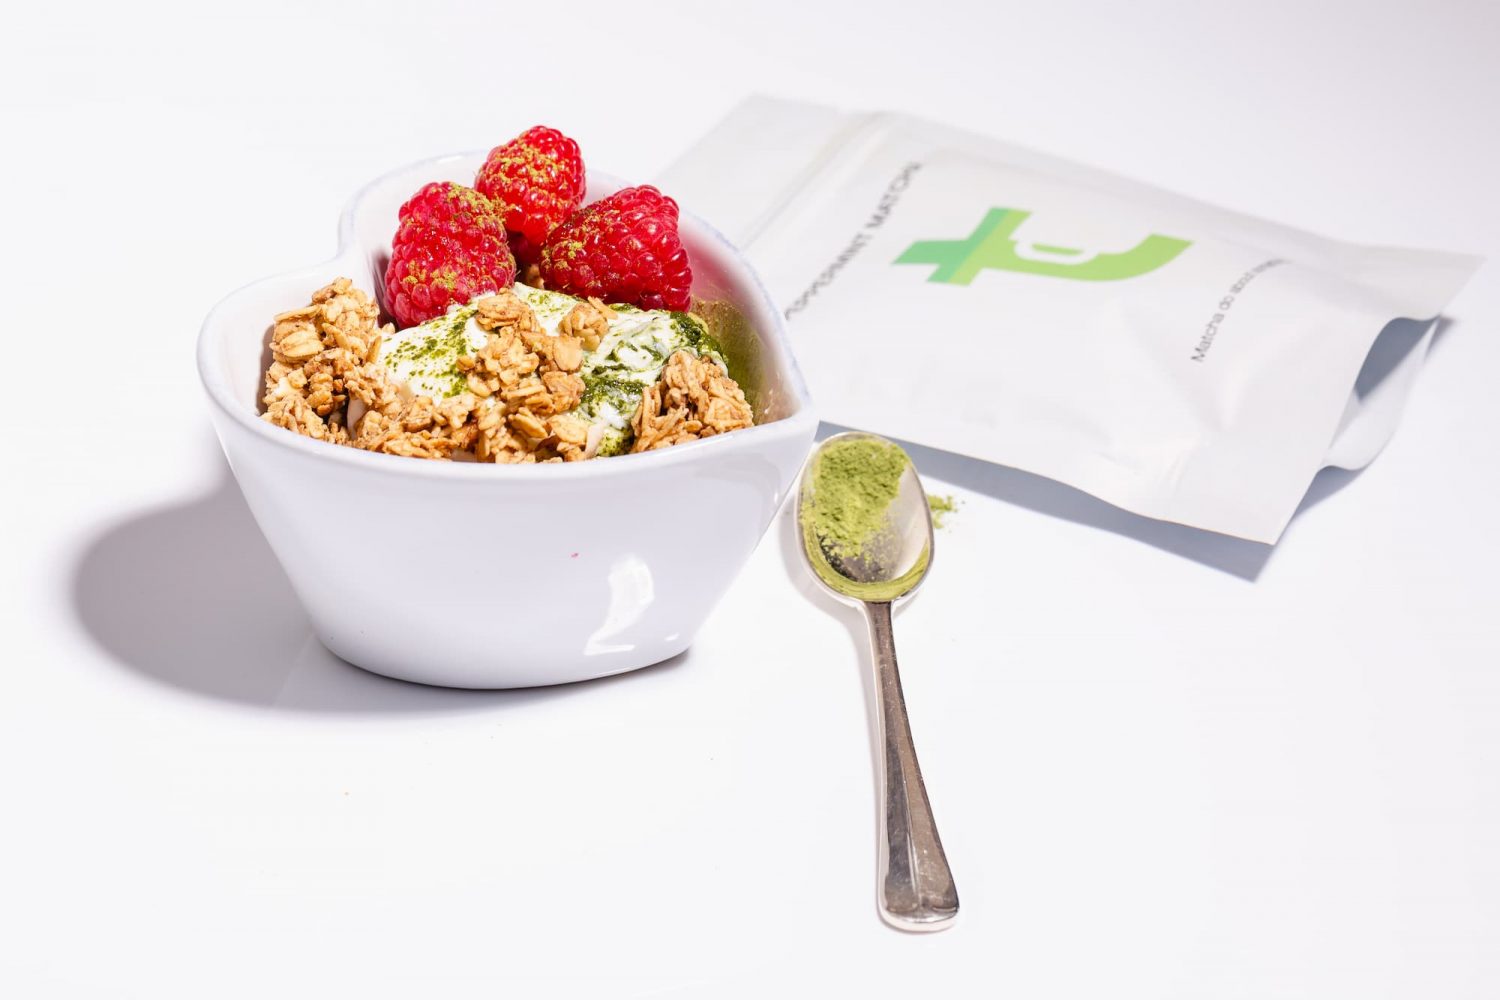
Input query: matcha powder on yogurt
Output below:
<box><xmin>802</xmin><ymin>437</ymin><xmax>911</xmax><ymax>562</ymax></box>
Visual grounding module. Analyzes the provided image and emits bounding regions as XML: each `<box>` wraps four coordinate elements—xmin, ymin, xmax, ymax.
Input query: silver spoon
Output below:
<box><xmin>796</xmin><ymin>431</ymin><xmax>959</xmax><ymax>931</ymax></box>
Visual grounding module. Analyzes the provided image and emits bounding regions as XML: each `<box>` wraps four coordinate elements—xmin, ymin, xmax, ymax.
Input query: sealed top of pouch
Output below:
<box><xmin>658</xmin><ymin>97</ymin><xmax>1481</xmax><ymax>543</ymax></box>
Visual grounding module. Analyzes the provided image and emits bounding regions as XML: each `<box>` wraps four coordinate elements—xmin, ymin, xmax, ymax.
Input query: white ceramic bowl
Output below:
<box><xmin>198</xmin><ymin>154</ymin><xmax>817</xmax><ymax>688</ymax></box>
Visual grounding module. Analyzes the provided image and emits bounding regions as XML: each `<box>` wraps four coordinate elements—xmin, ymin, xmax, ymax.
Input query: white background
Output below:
<box><xmin>3</xmin><ymin>1</ymin><xmax>1498</xmax><ymax>996</ymax></box>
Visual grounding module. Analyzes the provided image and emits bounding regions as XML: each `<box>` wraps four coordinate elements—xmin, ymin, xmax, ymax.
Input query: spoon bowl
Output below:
<box><xmin>798</xmin><ymin>431</ymin><xmax>935</xmax><ymax>604</ymax></box>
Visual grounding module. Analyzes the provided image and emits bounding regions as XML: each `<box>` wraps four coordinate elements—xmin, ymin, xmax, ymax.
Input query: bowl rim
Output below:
<box><xmin>197</xmin><ymin>152</ymin><xmax>817</xmax><ymax>482</ymax></box>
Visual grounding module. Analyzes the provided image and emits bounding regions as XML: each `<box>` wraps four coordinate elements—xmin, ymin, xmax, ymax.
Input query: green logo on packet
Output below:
<box><xmin>896</xmin><ymin>208</ymin><xmax>1190</xmax><ymax>284</ymax></box>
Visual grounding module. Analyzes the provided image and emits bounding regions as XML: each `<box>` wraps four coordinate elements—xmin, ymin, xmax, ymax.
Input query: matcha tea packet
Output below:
<box><xmin>659</xmin><ymin>97</ymin><xmax>1480</xmax><ymax>543</ymax></box>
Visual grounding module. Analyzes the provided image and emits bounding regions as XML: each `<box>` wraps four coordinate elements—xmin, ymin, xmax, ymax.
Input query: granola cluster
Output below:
<box><xmin>262</xmin><ymin>278</ymin><xmax>390</xmax><ymax>445</ymax></box>
<box><xmin>456</xmin><ymin>290</ymin><xmax>591</xmax><ymax>463</ymax></box>
<box><xmin>632</xmin><ymin>350</ymin><xmax>755</xmax><ymax>452</ymax></box>
<box><xmin>260</xmin><ymin>278</ymin><xmax>754</xmax><ymax>463</ymax></box>
<box><xmin>555</xmin><ymin>294</ymin><xmax>610</xmax><ymax>350</ymax></box>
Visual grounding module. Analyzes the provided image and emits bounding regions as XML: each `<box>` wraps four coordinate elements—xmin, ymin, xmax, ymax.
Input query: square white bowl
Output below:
<box><xmin>198</xmin><ymin>155</ymin><xmax>817</xmax><ymax>688</ymax></box>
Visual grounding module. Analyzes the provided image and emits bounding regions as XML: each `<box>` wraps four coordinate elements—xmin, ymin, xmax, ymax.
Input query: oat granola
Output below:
<box><xmin>260</xmin><ymin>278</ymin><xmax>754</xmax><ymax>463</ymax></box>
<box><xmin>632</xmin><ymin>351</ymin><xmax>755</xmax><ymax>452</ymax></box>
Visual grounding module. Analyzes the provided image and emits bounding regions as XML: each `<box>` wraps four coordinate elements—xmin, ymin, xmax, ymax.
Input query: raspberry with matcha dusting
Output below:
<box><xmin>383</xmin><ymin>181</ymin><xmax>516</xmax><ymax>328</ymax></box>
<box><xmin>538</xmin><ymin>185</ymin><xmax>693</xmax><ymax>310</ymax></box>
<box><xmin>475</xmin><ymin>125</ymin><xmax>587</xmax><ymax>266</ymax></box>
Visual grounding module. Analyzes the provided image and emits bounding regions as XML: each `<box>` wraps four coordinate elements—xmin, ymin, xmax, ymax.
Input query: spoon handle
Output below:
<box><xmin>863</xmin><ymin>600</ymin><xmax>959</xmax><ymax>930</ymax></box>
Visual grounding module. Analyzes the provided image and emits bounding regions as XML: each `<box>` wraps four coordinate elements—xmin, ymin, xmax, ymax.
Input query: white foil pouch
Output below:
<box><xmin>659</xmin><ymin>97</ymin><xmax>1481</xmax><ymax>542</ymax></box>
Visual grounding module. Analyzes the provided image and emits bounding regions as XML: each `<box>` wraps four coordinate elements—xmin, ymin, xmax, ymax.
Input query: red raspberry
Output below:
<box><xmin>383</xmin><ymin>182</ymin><xmax>516</xmax><ymax>328</ymax></box>
<box><xmin>475</xmin><ymin>126</ymin><xmax>586</xmax><ymax>264</ymax></box>
<box><xmin>595</xmin><ymin>185</ymin><xmax>679</xmax><ymax>223</ymax></box>
<box><xmin>538</xmin><ymin>186</ymin><xmax>692</xmax><ymax>311</ymax></box>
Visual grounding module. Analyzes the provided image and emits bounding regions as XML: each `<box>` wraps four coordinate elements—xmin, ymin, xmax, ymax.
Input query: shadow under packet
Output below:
<box><xmin>656</xmin><ymin>97</ymin><xmax>1481</xmax><ymax>544</ymax></box>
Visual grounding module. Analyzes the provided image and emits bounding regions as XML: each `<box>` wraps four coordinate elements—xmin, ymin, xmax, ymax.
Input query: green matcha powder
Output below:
<box><xmin>802</xmin><ymin>438</ymin><xmax>910</xmax><ymax>561</ymax></box>
<box><xmin>926</xmin><ymin>493</ymin><xmax>958</xmax><ymax>529</ymax></box>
